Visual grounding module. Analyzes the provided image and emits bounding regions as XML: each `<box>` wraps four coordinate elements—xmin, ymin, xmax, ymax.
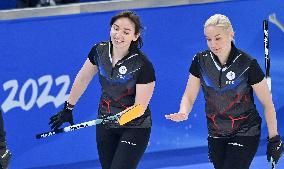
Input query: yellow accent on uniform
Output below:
<box><xmin>118</xmin><ymin>104</ymin><xmax>144</xmax><ymax>125</ymax></box>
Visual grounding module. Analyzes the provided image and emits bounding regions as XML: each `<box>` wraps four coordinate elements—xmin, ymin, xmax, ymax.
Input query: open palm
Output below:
<box><xmin>165</xmin><ymin>112</ymin><xmax>188</xmax><ymax>122</ymax></box>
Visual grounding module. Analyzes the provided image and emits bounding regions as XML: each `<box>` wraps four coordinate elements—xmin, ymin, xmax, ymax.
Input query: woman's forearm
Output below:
<box><xmin>179</xmin><ymin>95</ymin><xmax>193</xmax><ymax>115</ymax></box>
<box><xmin>264</xmin><ymin>105</ymin><xmax>278</xmax><ymax>138</ymax></box>
<box><xmin>68</xmin><ymin>76</ymin><xmax>93</xmax><ymax>105</ymax></box>
<box><xmin>68</xmin><ymin>59</ymin><xmax>97</xmax><ymax>106</ymax></box>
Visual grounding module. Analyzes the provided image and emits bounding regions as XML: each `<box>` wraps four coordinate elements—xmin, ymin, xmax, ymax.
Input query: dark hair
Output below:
<box><xmin>110</xmin><ymin>11</ymin><xmax>144</xmax><ymax>49</ymax></box>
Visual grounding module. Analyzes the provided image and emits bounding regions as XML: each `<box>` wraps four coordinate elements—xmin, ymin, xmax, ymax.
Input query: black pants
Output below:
<box><xmin>208</xmin><ymin>135</ymin><xmax>260</xmax><ymax>169</ymax></box>
<box><xmin>96</xmin><ymin>126</ymin><xmax>151</xmax><ymax>169</ymax></box>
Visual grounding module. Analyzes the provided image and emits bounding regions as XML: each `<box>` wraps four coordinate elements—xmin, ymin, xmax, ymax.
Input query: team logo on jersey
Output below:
<box><xmin>226</xmin><ymin>71</ymin><xmax>235</xmax><ymax>80</ymax></box>
<box><xmin>226</xmin><ymin>71</ymin><xmax>235</xmax><ymax>84</ymax></box>
<box><xmin>119</xmin><ymin>66</ymin><xmax>127</xmax><ymax>75</ymax></box>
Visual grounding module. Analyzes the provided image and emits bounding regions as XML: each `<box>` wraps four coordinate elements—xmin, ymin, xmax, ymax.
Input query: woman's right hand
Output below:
<box><xmin>165</xmin><ymin>112</ymin><xmax>188</xmax><ymax>122</ymax></box>
<box><xmin>49</xmin><ymin>101</ymin><xmax>74</xmax><ymax>130</ymax></box>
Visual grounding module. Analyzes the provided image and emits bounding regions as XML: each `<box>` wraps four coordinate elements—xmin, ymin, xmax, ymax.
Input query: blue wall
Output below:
<box><xmin>0</xmin><ymin>0</ymin><xmax>284</xmax><ymax>168</ymax></box>
<box><xmin>0</xmin><ymin>0</ymin><xmax>16</xmax><ymax>9</ymax></box>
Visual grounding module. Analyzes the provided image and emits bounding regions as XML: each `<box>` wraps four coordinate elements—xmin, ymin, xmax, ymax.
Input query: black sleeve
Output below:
<box><xmin>87</xmin><ymin>44</ymin><xmax>98</xmax><ymax>65</ymax></box>
<box><xmin>137</xmin><ymin>59</ymin><xmax>156</xmax><ymax>84</ymax></box>
<box><xmin>248</xmin><ymin>59</ymin><xmax>265</xmax><ymax>85</ymax></box>
<box><xmin>189</xmin><ymin>54</ymin><xmax>200</xmax><ymax>78</ymax></box>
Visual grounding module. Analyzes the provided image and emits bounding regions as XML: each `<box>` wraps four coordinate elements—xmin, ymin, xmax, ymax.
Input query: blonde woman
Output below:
<box><xmin>165</xmin><ymin>14</ymin><xmax>283</xmax><ymax>169</ymax></box>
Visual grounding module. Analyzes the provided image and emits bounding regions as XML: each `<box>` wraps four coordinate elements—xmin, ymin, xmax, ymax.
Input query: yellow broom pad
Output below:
<box><xmin>118</xmin><ymin>104</ymin><xmax>144</xmax><ymax>125</ymax></box>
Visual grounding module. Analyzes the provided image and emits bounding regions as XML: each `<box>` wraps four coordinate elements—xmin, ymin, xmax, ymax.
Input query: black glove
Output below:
<box><xmin>49</xmin><ymin>101</ymin><xmax>74</xmax><ymax>130</ymax></box>
<box><xmin>0</xmin><ymin>141</ymin><xmax>12</xmax><ymax>169</ymax></box>
<box><xmin>267</xmin><ymin>135</ymin><xmax>284</xmax><ymax>164</ymax></box>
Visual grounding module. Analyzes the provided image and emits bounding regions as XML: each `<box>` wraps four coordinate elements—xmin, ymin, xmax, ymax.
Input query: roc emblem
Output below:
<box><xmin>226</xmin><ymin>71</ymin><xmax>235</xmax><ymax>84</ymax></box>
<box><xmin>119</xmin><ymin>66</ymin><xmax>127</xmax><ymax>75</ymax></box>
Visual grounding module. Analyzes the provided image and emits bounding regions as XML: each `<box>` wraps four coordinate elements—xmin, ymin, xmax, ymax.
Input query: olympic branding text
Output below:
<box><xmin>1</xmin><ymin>75</ymin><xmax>70</xmax><ymax>113</ymax></box>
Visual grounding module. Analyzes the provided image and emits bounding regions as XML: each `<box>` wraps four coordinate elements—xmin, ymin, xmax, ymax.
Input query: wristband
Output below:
<box><xmin>65</xmin><ymin>101</ymin><xmax>75</xmax><ymax>110</ymax></box>
<box><xmin>268</xmin><ymin>135</ymin><xmax>280</xmax><ymax>142</ymax></box>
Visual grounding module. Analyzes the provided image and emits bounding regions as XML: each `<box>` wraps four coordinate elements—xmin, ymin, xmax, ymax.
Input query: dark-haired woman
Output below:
<box><xmin>49</xmin><ymin>11</ymin><xmax>155</xmax><ymax>169</ymax></box>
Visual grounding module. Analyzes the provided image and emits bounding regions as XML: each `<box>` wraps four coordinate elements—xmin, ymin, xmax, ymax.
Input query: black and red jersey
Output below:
<box><xmin>190</xmin><ymin>43</ymin><xmax>264</xmax><ymax>137</ymax></box>
<box><xmin>88</xmin><ymin>41</ymin><xmax>155</xmax><ymax>128</ymax></box>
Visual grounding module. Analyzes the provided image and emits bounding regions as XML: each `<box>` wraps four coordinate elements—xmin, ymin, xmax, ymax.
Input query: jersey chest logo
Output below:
<box><xmin>119</xmin><ymin>66</ymin><xmax>127</xmax><ymax>75</ymax></box>
<box><xmin>226</xmin><ymin>71</ymin><xmax>235</xmax><ymax>84</ymax></box>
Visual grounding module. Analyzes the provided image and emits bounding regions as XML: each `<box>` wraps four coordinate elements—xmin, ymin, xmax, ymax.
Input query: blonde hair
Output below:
<box><xmin>204</xmin><ymin>14</ymin><xmax>234</xmax><ymax>33</ymax></box>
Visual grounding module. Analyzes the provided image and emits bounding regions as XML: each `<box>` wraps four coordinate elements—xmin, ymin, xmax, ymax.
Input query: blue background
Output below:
<box><xmin>0</xmin><ymin>0</ymin><xmax>284</xmax><ymax>168</ymax></box>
